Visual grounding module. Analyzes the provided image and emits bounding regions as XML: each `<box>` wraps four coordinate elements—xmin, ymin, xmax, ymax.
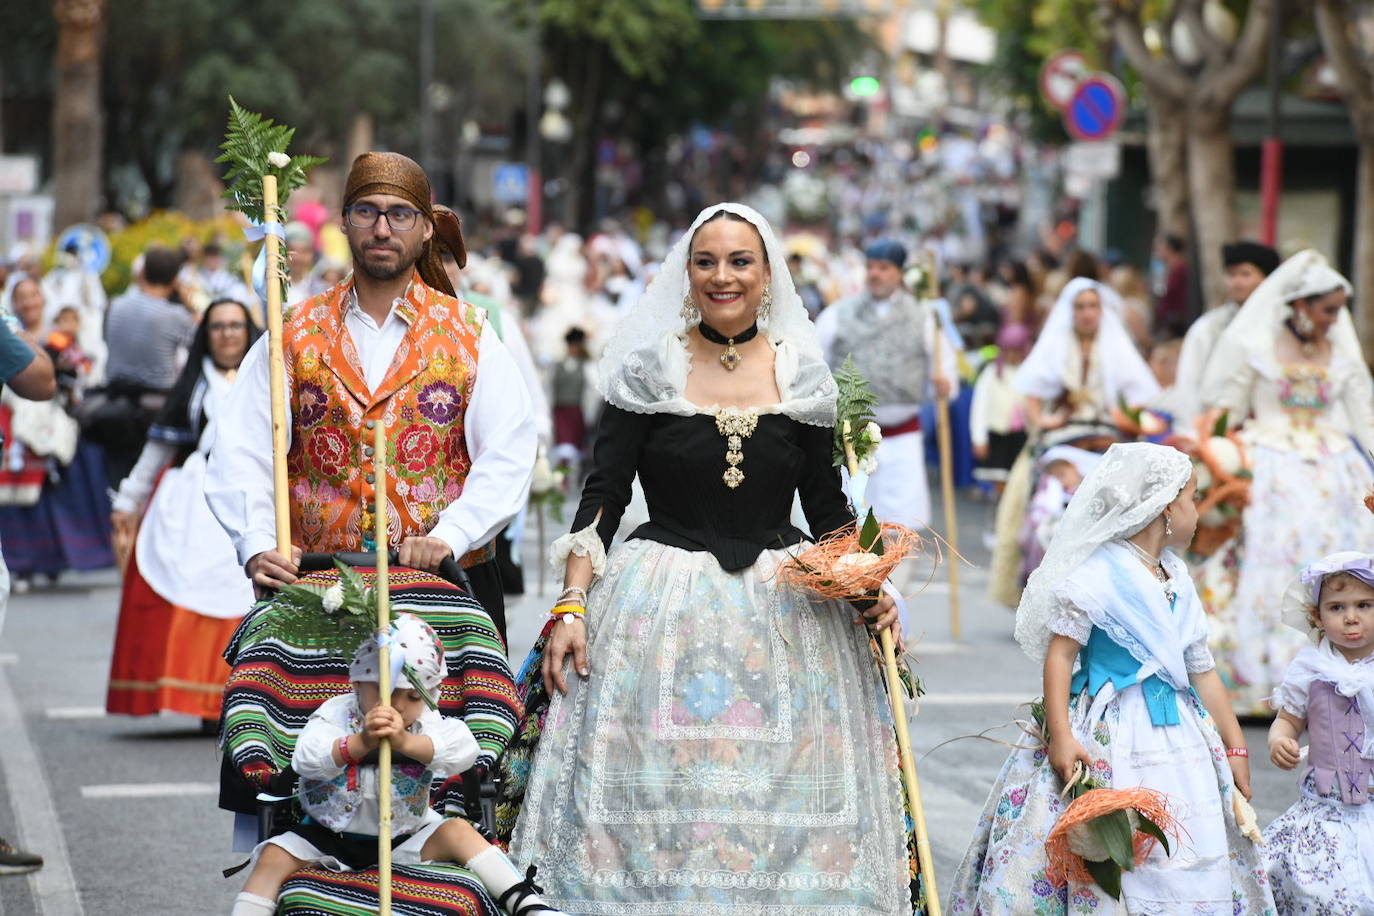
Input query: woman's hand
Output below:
<box><xmin>542</xmin><ymin>616</ymin><xmax>589</xmax><ymax>696</ymax></box>
<box><xmin>1048</xmin><ymin>732</ymin><xmax>1093</xmax><ymax>785</ymax></box>
<box><xmin>1229</xmin><ymin>754</ymin><xmax>1253</xmax><ymax>800</ymax></box>
<box><xmin>855</xmin><ymin>594</ymin><xmax>901</xmax><ymax>644</ymax></box>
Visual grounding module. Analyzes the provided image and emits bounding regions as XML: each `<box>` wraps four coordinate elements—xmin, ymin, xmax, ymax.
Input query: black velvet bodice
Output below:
<box><xmin>570</xmin><ymin>405</ymin><xmax>854</xmax><ymax>571</ymax></box>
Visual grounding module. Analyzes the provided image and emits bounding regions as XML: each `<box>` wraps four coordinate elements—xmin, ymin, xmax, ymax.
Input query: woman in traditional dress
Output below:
<box><xmin>0</xmin><ymin>277</ymin><xmax>113</xmax><ymax>589</ymax></box>
<box><xmin>503</xmin><ymin>203</ymin><xmax>917</xmax><ymax>914</ymax></box>
<box><xmin>106</xmin><ymin>298</ymin><xmax>259</xmax><ymax>724</ymax></box>
<box><xmin>988</xmin><ymin>278</ymin><xmax>1159</xmax><ymax>607</ymax></box>
<box><xmin>1196</xmin><ymin>250</ymin><xmax>1374</xmax><ymax>715</ymax></box>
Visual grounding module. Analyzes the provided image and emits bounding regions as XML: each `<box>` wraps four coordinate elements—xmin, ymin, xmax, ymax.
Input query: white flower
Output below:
<box><xmin>530</xmin><ymin>455</ymin><xmax>557</xmax><ymax>494</ymax></box>
<box><xmin>1207</xmin><ymin>437</ymin><xmax>1244</xmax><ymax>476</ymax></box>
<box><xmin>267</xmin><ymin>151</ymin><xmax>291</xmax><ymax>169</ymax></box>
<box><xmin>834</xmin><ymin>552</ymin><xmax>882</xmax><ymax>576</ymax></box>
<box><xmin>859</xmin><ymin>453</ymin><xmax>879</xmax><ymax>475</ymax></box>
<box><xmin>1193</xmin><ymin>461</ymin><xmax>1213</xmax><ymax>494</ymax></box>
<box><xmin>322</xmin><ymin>582</ymin><xmax>345</xmax><ymax>613</ymax></box>
<box><xmin>864</xmin><ymin>421</ymin><xmax>882</xmax><ymax>444</ymax></box>
<box><xmin>1066</xmin><ymin>809</ymin><xmax>1140</xmax><ymax>862</ymax></box>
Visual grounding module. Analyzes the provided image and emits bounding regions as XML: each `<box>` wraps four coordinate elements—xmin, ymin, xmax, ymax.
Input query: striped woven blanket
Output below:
<box><xmin>220</xmin><ymin>566</ymin><xmax>519</xmax><ymax>915</ymax></box>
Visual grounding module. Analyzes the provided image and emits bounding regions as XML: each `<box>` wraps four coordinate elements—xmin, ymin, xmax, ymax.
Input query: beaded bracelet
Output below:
<box><xmin>551</xmin><ymin>603</ymin><xmax>586</xmax><ymax>625</ymax></box>
<box><xmin>338</xmin><ymin>735</ymin><xmax>358</xmax><ymax>765</ymax></box>
<box><xmin>1225</xmin><ymin>747</ymin><xmax>1249</xmax><ymax>758</ymax></box>
<box><xmin>558</xmin><ymin>586</ymin><xmax>588</xmax><ymax>604</ymax></box>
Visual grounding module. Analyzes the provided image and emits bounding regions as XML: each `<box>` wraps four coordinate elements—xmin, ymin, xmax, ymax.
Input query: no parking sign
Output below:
<box><xmin>1064</xmin><ymin>75</ymin><xmax>1125</xmax><ymax>142</ymax></box>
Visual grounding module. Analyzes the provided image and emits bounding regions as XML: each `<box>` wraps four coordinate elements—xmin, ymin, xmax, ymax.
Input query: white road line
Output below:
<box><xmin>79</xmin><ymin>782</ymin><xmax>219</xmax><ymax>800</ymax></box>
<box><xmin>905</xmin><ymin>641</ymin><xmax>973</xmax><ymax>656</ymax></box>
<box><xmin>916</xmin><ymin>692</ymin><xmax>1032</xmax><ymax>707</ymax></box>
<box><xmin>45</xmin><ymin>707</ymin><xmax>105</xmax><ymax>720</ymax></box>
<box><xmin>0</xmin><ymin>666</ymin><xmax>83</xmax><ymax>915</ymax></box>
<box><xmin>0</xmin><ymin>653</ymin><xmax>16</xmax><ymax>666</ymax></box>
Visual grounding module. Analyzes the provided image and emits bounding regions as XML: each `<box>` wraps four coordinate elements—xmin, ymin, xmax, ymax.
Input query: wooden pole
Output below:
<box><xmin>842</xmin><ymin>421</ymin><xmax>941</xmax><ymax>915</ymax></box>
<box><xmin>931</xmin><ymin>315</ymin><xmax>961</xmax><ymax>640</ymax></box>
<box><xmin>926</xmin><ymin>255</ymin><xmax>961</xmax><ymax>640</ymax></box>
<box><xmin>373</xmin><ymin>420</ymin><xmax>393</xmax><ymax>915</ymax></box>
<box><xmin>262</xmin><ymin>175</ymin><xmax>292</xmax><ymax>556</ymax></box>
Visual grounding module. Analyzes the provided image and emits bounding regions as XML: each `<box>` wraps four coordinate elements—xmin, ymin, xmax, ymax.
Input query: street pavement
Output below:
<box><xmin>0</xmin><ymin>489</ymin><xmax>1293</xmax><ymax>915</ymax></box>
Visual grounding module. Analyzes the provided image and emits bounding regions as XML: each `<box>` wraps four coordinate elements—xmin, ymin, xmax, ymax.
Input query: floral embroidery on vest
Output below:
<box><xmin>282</xmin><ymin>274</ymin><xmax>492</xmax><ymax>565</ymax></box>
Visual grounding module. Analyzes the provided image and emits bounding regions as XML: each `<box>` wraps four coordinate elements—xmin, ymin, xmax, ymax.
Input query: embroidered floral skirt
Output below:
<box><xmin>1204</xmin><ymin>444</ymin><xmax>1374</xmax><ymax>716</ymax></box>
<box><xmin>507</xmin><ymin>540</ymin><xmax>912</xmax><ymax>915</ymax></box>
<box><xmin>948</xmin><ymin>684</ymin><xmax>1275</xmax><ymax>915</ymax></box>
<box><xmin>1262</xmin><ymin>776</ymin><xmax>1374</xmax><ymax>915</ymax></box>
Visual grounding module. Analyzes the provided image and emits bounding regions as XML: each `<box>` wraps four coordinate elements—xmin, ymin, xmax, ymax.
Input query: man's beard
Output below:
<box><xmin>352</xmin><ymin>240</ymin><xmax>419</xmax><ymax>282</ymax></box>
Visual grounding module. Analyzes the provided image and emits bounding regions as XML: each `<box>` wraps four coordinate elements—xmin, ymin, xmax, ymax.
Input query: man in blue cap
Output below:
<box><xmin>815</xmin><ymin>239</ymin><xmax>957</xmax><ymax>529</ymax></box>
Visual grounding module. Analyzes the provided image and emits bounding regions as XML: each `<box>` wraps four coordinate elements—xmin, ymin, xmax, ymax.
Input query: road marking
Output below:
<box><xmin>79</xmin><ymin>782</ymin><xmax>219</xmax><ymax>800</ymax></box>
<box><xmin>917</xmin><ymin>692</ymin><xmax>1032</xmax><ymax>707</ymax></box>
<box><xmin>0</xmin><ymin>666</ymin><xmax>83</xmax><ymax>915</ymax></box>
<box><xmin>905</xmin><ymin>641</ymin><xmax>972</xmax><ymax>656</ymax></box>
<box><xmin>0</xmin><ymin>653</ymin><xmax>16</xmax><ymax>665</ymax></box>
<box><xmin>45</xmin><ymin>707</ymin><xmax>105</xmax><ymax>720</ymax></box>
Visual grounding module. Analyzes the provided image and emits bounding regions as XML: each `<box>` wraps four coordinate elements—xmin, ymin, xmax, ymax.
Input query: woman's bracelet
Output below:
<box><xmin>551</xmin><ymin>603</ymin><xmax>586</xmax><ymax>625</ymax></box>
<box><xmin>1225</xmin><ymin>746</ymin><xmax>1249</xmax><ymax>758</ymax></box>
<box><xmin>557</xmin><ymin>586</ymin><xmax>588</xmax><ymax>604</ymax></box>
<box><xmin>338</xmin><ymin>735</ymin><xmax>358</xmax><ymax>765</ymax></box>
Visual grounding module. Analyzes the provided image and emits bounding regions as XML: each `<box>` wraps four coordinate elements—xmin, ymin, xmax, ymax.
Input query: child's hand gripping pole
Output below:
<box><xmin>841</xmin><ymin>421</ymin><xmax>942</xmax><ymax>916</ymax></box>
<box><xmin>374</xmin><ymin>420</ymin><xmax>394</xmax><ymax>916</ymax></box>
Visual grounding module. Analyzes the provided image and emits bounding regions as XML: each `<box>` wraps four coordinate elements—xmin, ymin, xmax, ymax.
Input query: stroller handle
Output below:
<box><xmin>298</xmin><ymin>551</ymin><xmax>473</xmax><ymax>595</ymax></box>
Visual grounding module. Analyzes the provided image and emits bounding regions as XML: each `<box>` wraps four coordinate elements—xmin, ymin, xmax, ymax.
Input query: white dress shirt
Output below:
<box><xmin>206</xmin><ymin>290</ymin><xmax>537</xmax><ymax>566</ymax></box>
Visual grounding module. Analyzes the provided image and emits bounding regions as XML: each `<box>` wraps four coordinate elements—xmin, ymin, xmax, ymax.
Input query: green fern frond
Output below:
<box><xmin>833</xmin><ymin>355</ymin><xmax>879</xmax><ymax>468</ymax></box>
<box><xmin>216</xmin><ymin>96</ymin><xmax>327</xmax><ymax>224</ymax></box>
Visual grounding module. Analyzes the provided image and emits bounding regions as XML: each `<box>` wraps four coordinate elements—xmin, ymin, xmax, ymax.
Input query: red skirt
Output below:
<box><xmin>105</xmin><ymin>537</ymin><xmax>244</xmax><ymax>719</ymax></box>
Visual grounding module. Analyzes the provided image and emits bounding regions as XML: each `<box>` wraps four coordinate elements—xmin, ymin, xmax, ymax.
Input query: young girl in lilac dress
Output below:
<box><xmin>1263</xmin><ymin>552</ymin><xmax>1374</xmax><ymax>915</ymax></box>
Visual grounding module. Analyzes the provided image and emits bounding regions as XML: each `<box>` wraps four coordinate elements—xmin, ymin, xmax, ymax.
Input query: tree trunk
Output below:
<box><xmin>1142</xmin><ymin>89</ymin><xmax>1190</xmax><ymax>244</ymax></box>
<box><xmin>563</xmin><ymin>43</ymin><xmax>605</xmax><ymax>230</ymax></box>
<box><xmin>1356</xmin><ymin>137</ymin><xmax>1374</xmax><ymax>361</ymax></box>
<box><xmin>1184</xmin><ymin>108</ymin><xmax>1237</xmax><ymax>309</ymax></box>
<box><xmin>51</xmin><ymin>0</ymin><xmax>105</xmax><ymax>229</ymax></box>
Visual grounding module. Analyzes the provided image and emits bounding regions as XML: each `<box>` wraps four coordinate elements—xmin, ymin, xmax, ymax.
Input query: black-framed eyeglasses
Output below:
<box><xmin>207</xmin><ymin>321</ymin><xmax>249</xmax><ymax>333</ymax></box>
<box><xmin>344</xmin><ymin>204</ymin><xmax>423</xmax><ymax>231</ymax></box>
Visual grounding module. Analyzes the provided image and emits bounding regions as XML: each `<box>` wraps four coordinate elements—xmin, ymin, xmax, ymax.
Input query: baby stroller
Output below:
<box><xmin>218</xmin><ymin>552</ymin><xmax>521</xmax><ymax>916</ymax></box>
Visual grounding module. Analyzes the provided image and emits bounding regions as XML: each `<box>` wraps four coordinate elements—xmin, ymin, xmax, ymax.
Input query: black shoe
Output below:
<box><xmin>0</xmin><ymin>837</ymin><xmax>42</xmax><ymax>875</ymax></box>
<box><xmin>496</xmin><ymin>864</ymin><xmax>567</xmax><ymax>915</ymax></box>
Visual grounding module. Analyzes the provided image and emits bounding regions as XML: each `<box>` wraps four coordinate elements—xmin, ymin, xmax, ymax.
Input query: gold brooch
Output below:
<box><xmin>715</xmin><ymin>409</ymin><xmax>758</xmax><ymax>489</ymax></box>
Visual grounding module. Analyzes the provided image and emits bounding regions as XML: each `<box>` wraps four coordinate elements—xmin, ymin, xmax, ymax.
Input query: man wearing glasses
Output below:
<box><xmin>207</xmin><ymin>152</ymin><xmax>536</xmax><ymax>632</ymax></box>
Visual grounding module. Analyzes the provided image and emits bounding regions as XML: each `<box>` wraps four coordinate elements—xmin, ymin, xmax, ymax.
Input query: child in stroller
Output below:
<box><xmin>231</xmin><ymin>613</ymin><xmax>565</xmax><ymax>916</ymax></box>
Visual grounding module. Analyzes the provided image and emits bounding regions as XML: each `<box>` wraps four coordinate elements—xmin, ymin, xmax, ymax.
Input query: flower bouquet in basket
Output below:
<box><xmin>1183</xmin><ymin>410</ymin><xmax>1251</xmax><ymax>557</ymax></box>
<box><xmin>1044</xmin><ymin>761</ymin><xmax>1181</xmax><ymax>901</ymax></box>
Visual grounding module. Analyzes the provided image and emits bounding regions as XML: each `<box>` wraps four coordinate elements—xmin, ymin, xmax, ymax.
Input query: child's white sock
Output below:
<box><xmin>466</xmin><ymin>847</ymin><xmax>567</xmax><ymax>915</ymax></box>
<box><xmin>230</xmin><ymin>891</ymin><xmax>276</xmax><ymax>916</ymax></box>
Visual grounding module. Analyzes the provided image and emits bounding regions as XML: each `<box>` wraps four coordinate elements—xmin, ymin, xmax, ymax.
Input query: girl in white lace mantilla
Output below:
<box><xmin>501</xmin><ymin>203</ymin><xmax>917</xmax><ymax>915</ymax></box>
<box><xmin>950</xmin><ymin>442</ymin><xmax>1276</xmax><ymax>915</ymax></box>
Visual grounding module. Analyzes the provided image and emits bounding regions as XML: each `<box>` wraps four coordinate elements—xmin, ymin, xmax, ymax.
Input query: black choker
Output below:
<box><xmin>1285</xmin><ymin>318</ymin><xmax>1319</xmax><ymax>356</ymax></box>
<box><xmin>698</xmin><ymin>321</ymin><xmax>758</xmax><ymax>371</ymax></box>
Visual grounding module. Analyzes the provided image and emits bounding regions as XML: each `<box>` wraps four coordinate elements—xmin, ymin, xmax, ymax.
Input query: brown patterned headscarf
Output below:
<box><xmin>343</xmin><ymin>151</ymin><xmax>467</xmax><ymax>296</ymax></box>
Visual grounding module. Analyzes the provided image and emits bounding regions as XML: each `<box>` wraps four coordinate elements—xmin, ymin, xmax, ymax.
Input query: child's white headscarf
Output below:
<box><xmin>350</xmin><ymin>612</ymin><xmax>446</xmax><ymax>702</ymax></box>
<box><xmin>1015</xmin><ymin>442</ymin><xmax>1200</xmax><ymax>690</ymax></box>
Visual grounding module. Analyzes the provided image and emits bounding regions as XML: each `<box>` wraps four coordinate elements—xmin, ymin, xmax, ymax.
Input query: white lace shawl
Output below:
<box><xmin>1202</xmin><ymin>249</ymin><xmax>1364</xmax><ymax>397</ymax></box>
<box><xmin>1014</xmin><ymin>442</ymin><xmax>1195</xmax><ymax>671</ymax></box>
<box><xmin>1013</xmin><ymin>277</ymin><xmax>1159</xmax><ymax>407</ymax></box>
<box><xmin>597</xmin><ymin>202</ymin><xmax>837</xmax><ymax>428</ymax></box>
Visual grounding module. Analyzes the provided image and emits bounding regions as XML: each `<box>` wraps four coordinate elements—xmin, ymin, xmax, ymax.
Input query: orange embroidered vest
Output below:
<box><xmin>282</xmin><ymin>274</ymin><xmax>493</xmax><ymax>567</ymax></box>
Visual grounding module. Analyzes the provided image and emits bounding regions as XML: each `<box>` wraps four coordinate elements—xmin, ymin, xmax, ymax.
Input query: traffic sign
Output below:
<box><xmin>1064</xmin><ymin>75</ymin><xmax>1125</xmax><ymax>142</ymax></box>
<box><xmin>54</xmin><ymin>223</ymin><xmax>111</xmax><ymax>274</ymax></box>
<box><xmin>493</xmin><ymin>163</ymin><xmax>529</xmax><ymax>206</ymax></box>
<box><xmin>1039</xmin><ymin>50</ymin><xmax>1088</xmax><ymax>111</ymax></box>
<box><xmin>1064</xmin><ymin>141</ymin><xmax>1121</xmax><ymax>180</ymax></box>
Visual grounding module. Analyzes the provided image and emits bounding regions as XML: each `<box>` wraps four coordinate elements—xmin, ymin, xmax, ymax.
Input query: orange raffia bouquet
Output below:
<box><xmin>1184</xmin><ymin>410</ymin><xmax>1252</xmax><ymax>556</ymax></box>
<box><xmin>776</xmin><ymin>508</ymin><xmax>922</xmax><ymax>607</ymax></box>
<box><xmin>1044</xmin><ymin>764</ymin><xmax>1180</xmax><ymax>900</ymax></box>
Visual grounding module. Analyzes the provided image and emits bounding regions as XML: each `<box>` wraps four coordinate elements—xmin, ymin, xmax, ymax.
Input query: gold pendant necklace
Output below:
<box><xmin>698</xmin><ymin>320</ymin><xmax>758</xmax><ymax>373</ymax></box>
<box><xmin>715</xmin><ymin>409</ymin><xmax>758</xmax><ymax>489</ymax></box>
